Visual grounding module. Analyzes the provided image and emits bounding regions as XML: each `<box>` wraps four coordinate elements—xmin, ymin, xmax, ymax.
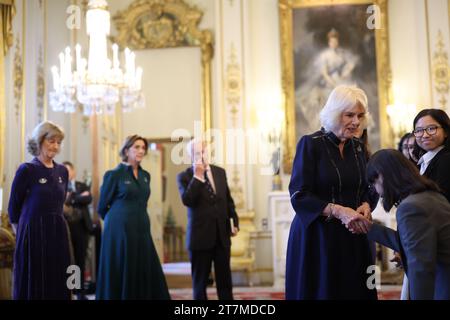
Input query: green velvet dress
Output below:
<box><xmin>96</xmin><ymin>163</ymin><xmax>170</xmax><ymax>300</ymax></box>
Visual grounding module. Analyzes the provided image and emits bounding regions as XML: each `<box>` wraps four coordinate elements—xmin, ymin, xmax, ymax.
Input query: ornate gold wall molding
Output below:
<box><xmin>113</xmin><ymin>0</ymin><xmax>213</xmax><ymax>133</ymax></box>
<box><xmin>13</xmin><ymin>36</ymin><xmax>23</xmax><ymax>120</ymax></box>
<box><xmin>113</xmin><ymin>0</ymin><xmax>212</xmax><ymax>49</ymax></box>
<box><xmin>230</xmin><ymin>167</ymin><xmax>245</xmax><ymax>210</ymax></box>
<box><xmin>36</xmin><ymin>46</ymin><xmax>45</xmax><ymax>122</ymax></box>
<box><xmin>432</xmin><ymin>30</ymin><xmax>450</xmax><ymax>109</ymax></box>
<box><xmin>0</xmin><ymin>0</ymin><xmax>15</xmax><ymax>55</ymax></box>
<box><xmin>224</xmin><ymin>43</ymin><xmax>245</xmax><ymax>209</ymax></box>
<box><xmin>0</xmin><ymin>0</ymin><xmax>15</xmax><ymax>187</ymax></box>
<box><xmin>225</xmin><ymin>43</ymin><xmax>241</xmax><ymax>125</ymax></box>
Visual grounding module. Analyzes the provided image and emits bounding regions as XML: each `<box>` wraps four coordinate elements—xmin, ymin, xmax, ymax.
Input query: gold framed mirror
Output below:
<box><xmin>112</xmin><ymin>0</ymin><xmax>213</xmax><ymax>134</ymax></box>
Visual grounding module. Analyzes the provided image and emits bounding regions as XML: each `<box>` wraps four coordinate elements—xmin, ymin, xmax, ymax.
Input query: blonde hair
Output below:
<box><xmin>27</xmin><ymin>121</ymin><xmax>65</xmax><ymax>156</ymax></box>
<box><xmin>319</xmin><ymin>85</ymin><xmax>371</xmax><ymax>133</ymax></box>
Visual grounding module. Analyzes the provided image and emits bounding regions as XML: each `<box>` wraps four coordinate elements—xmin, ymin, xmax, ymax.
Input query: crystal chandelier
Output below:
<box><xmin>49</xmin><ymin>0</ymin><xmax>144</xmax><ymax>116</ymax></box>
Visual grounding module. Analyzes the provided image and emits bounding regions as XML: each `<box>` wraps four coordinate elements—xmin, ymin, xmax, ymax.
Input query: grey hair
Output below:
<box><xmin>319</xmin><ymin>85</ymin><xmax>371</xmax><ymax>133</ymax></box>
<box><xmin>27</xmin><ymin>121</ymin><xmax>65</xmax><ymax>156</ymax></box>
<box><xmin>185</xmin><ymin>138</ymin><xmax>205</xmax><ymax>158</ymax></box>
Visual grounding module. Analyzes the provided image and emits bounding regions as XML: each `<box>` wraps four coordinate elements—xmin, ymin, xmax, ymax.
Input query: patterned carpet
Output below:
<box><xmin>169</xmin><ymin>285</ymin><xmax>402</xmax><ymax>300</ymax></box>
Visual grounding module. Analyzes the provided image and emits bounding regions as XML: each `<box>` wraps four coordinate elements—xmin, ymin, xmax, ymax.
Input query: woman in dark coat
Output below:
<box><xmin>96</xmin><ymin>135</ymin><xmax>170</xmax><ymax>300</ymax></box>
<box><xmin>8</xmin><ymin>121</ymin><xmax>71</xmax><ymax>300</ymax></box>
<box><xmin>286</xmin><ymin>85</ymin><xmax>378</xmax><ymax>300</ymax></box>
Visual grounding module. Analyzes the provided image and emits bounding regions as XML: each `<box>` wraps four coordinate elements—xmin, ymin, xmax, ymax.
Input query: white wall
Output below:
<box><xmin>2</xmin><ymin>0</ymin><xmax>72</xmax><ymax>212</ymax></box>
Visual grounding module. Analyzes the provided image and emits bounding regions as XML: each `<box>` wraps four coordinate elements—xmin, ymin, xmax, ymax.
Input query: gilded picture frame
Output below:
<box><xmin>279</xmin><ymin>0</ymin><xmax>392</xmax><ymax>174</ymax></box>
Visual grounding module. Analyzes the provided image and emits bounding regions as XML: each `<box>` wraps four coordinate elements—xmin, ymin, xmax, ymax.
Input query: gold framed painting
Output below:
<box><xmin>279</xmin><ymin>0</ymin><xmax>392</xmax><ymax>173</ymax></box>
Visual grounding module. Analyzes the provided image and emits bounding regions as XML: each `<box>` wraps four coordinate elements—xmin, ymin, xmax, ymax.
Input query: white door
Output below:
<box><xmin>141</xmin><ymin>148</ymin><xmax>164</xmax><ymax>261</ymax></box>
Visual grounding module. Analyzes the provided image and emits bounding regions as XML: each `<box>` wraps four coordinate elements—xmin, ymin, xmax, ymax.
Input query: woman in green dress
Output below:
<box><xmin>96</xmin><ymin>135</ymin><xmax>170</xmax><ymax>300</ymax></box>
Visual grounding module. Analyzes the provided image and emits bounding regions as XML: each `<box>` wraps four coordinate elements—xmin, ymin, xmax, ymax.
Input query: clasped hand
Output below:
<box><xmin>334</xmin><ymin>204</ymin><xmax>373</xmax><ymax>234</ymax></box>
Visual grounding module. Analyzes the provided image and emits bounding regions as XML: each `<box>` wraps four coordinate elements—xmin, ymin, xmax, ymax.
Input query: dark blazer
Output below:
<box><xmin>177</xmin><ymin>165</ymin><xmax>239</xmax><ymax>251</ymax></box>
<box><xmin>368</xmin><ymin>191</ymin><xmax>450</xmax><ymax>299</ymax></box>
<box><xmin>66</xmin><ymin>181</ymin><xmax>93</xmax><ymax>233</ymax></box>
<box><xmin>423</xmin><ymin>147</ymin><xmax>450</xmax><ymax>203</ymax></box>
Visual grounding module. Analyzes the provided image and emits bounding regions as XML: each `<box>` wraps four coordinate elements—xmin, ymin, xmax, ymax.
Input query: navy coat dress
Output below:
<box><xmin>96</xmin><ymin>163</ymin><xmax>170</xmax><ymax>300</ymax></box>
<box><xmin>286</xmin><ymin>130</ymin><xmax>378</xmax><ymax>300</ymax></box>
<box><xmin>8</xmin><ymin>157</ymin><xmax>72</xmax><ymax>300</ymax></box>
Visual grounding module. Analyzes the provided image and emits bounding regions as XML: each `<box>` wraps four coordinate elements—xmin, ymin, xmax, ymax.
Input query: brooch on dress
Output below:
<box><xmin>38</xmin><ymin>178</ymin><xmax>47</xmax><ymax>184</ymax></box>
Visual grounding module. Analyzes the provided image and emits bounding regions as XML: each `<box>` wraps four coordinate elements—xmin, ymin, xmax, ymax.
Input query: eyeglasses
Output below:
<box><xmin>413</xmin><ymin>125</ymin><xmax>442</xmax><ymax>137</ymax></box>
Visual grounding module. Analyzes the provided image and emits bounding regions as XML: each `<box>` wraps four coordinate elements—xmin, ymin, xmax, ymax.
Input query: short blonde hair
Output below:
<box><xmin>27</xmin><ymin>121</ymin><xmax>65</xmax><ymax>156</ymax></box>
<box><xmin>319</xmin><ymin>85</ymin><xmax>371</xmax><ymax>133</ymax></box>
<box><xmin>119</xmin><ymin>135</ymin><xmax>148</xmax><ymax>162</ymax></box>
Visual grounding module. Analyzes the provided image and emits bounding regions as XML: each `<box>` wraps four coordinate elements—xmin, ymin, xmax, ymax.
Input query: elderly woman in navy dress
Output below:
<box><xmin>8</xmin><ymin>121</ymin><xmax>71</xmax><ymax>300</ymax></box>
<box><xmin>286</xmin><ymin>85</ymin><xmax>378</xmax><ymax>299</ymax></box>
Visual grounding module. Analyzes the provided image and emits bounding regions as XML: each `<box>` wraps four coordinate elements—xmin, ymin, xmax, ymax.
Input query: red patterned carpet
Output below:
<box><xmin>169</xmin><ymin>286</ymin><xmax>402</xmax><ymax>300</ymax></box>
<box><xmin>164</xmin><ymin>263</ymin><xmax>402</xmax><ymax>300</ymax></box>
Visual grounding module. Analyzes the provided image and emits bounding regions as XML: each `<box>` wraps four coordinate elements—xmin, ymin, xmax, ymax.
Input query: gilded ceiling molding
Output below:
<box><xmin>113</xmin><ymin>0</ymin><xmax>213</xmax><ymax>133</ymax></box>
<box><xmin>36</xmin><ymin>46</ymin><xmax>45</xmax><ymax>122</ymax></box>
<box><xmin>432</xmin><ymin>30</ymin><xmax>450</xmax><ymax>109</ymax></box>
<box><xmin>113</xmin><ymin>0</ymin><xmax>212</xmax><ymax>49</ymax></box>
<box><xmin>13</xmin><ymin>36</ymin><xmax>23</xmax><ymax>120</ymax></box>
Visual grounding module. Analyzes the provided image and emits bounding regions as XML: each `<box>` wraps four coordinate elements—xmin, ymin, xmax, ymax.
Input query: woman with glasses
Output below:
<box><xmin>412</xmin><ymin>109</ymin><xmax>450</xmax><ymax>202</ymax></box>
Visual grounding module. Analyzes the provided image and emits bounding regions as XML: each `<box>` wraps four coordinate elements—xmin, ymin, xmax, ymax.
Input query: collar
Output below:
<box><xmin>120</xmin><ymin>162</ymin><xmax>143</xmax><ymax>174</ymax></box>
<box><xmin>322</xmin><ymin>128</ymin><xmax>351</xmax><ymax>147</ymax></box>
<box><xmin>32</xmin><ymin>157</ymin><xmax>55</xmax><ymax>168</ymax></box>
<box><xmin>192</xmin><ymin>164</ymin><xmax>212</xmax><ymax>171</ymax></box>
<box><xmin>417</xmin><ymin>145</ymin><xmax>445</xmax><ymax>165</ymax></box>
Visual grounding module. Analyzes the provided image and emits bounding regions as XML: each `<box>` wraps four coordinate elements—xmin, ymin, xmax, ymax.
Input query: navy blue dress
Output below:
<box><xmin>8</xmin><ymin>158</ymin><xmax>71</xmax><ymax>300</ymax></box>
<box><xmin>96</xmin><ymin>163</ymin><xmax>170</xmax><ymax>300</ymax></box>
<box><xmin>286</xmin><ymin>130</ymin><xmax>378</xmax><ymax>300</ymax></box>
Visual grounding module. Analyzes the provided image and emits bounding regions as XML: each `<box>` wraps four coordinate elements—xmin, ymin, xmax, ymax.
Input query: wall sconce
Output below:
<box><xmin>386</xmin><ymin>103</ymin><xmax>417</xmax><ymax>143</ymax></box>
<box><xmin>257</xmin><ymin>107</ymin><xmax>284</xmax><ymax>191</ymax></box>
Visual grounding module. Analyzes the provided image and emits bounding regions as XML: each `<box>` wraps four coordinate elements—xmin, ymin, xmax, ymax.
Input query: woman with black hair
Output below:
<box><xmin>413</xmin><ymin>108</ymin><xmax>450</xmax><ymax>202</ymax></box>
<box><xmin>347</xmin><ymin>149</ymin><xmax>450</xmax><ymax>300</ymax></box>
<box><xmin>398</xmin><ymin>132</ymin><xmax>418</xmax><ymax>164</ymax></box>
